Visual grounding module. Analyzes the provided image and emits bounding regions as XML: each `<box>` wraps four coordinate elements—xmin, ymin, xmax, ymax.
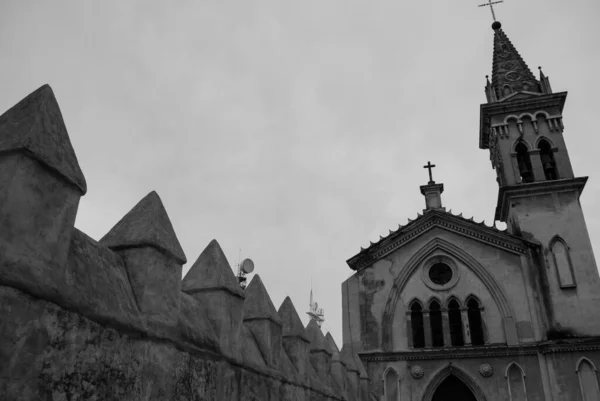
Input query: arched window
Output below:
<box><xmin>515</xmin><ymin>142</ymin><xmax>534</xmax><ymax>183</ymax></box>
<box><xmin>429</xmin><ymin>300</ymin><xmax>444</xmax><ymax>348</ymax></box>
<box><xmin>467</xmin><ymin>298</ymin><xmax>485</xmax><ymax>345</ymax></box>
<box><xmin>506</xmin><ymin>363</ymin><xmax>527</xmax><ymax>401</ymax></box>
<box><xmin>538</xmin><ymin>139</ymin><xmax>558</xmax><ymax>180</ymax></box>
<box><xmin>384</xmin><ymin>368</ymin><xmax>400</xmax><ymax>401</ymax></box>
<box><xmin>551</xmin><ymin>237</ymin><xmax>576</xmax><ymax>288</ymax></box>
<box><xmin>410</xmin><ymin>301</ymin><xmax>425</xmax><ymax>349</ymax></box>
<box><xmin>577</xmin><ymin>358</ymin><xmax>600</xmax><ymax>400</ymax></box>
<box><xmin>448</xmin><ymin>299</ymin><xmax>464</xmax><ymax>346</ymax></box>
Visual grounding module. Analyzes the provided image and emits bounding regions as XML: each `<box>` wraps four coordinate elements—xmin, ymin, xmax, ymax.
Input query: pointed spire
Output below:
<box><xmin>491</xmin><ymin>22</ymin><xmax>541</xmax><ymax>99</ymax></box>
<box><xmin>278</xmin><ymin>296</ymin><xmax>310</xmax><ymax>341</ymax></box>
<box><xmin>306</xmin><ymin>319</ymin><xmax>332</xmax><ymax>355</ymax></box>
<box><xmin>243</xmin><ymin>275</ymin><xmax>282</xmax><ymax>325</ymax></box>
<box><xmin>182</xmin><ymin>239</ymin><xmax>244</xmax><ymax>298</ymax></box>
<box><xmin>0</xmin><ymin>84</ymin><xmax>87</xmax><ymax>194</ymax></box>
<box><xmin>100</xmin><ymin>191</ymin><xmax>186</xmax><ymax>263</ymax></box>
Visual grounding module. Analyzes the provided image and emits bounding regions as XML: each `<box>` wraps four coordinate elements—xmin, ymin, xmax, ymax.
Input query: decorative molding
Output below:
<box><xmin>495</xmin><ymin>176</ymin><xmax>588</xmax><ymax>221</ymax></box>
<box><xmin>360</xmin><ymin>345</ymin><xmax>539</xmax><ymax>362</ymax></box>
<box><xmin>410</xmin><ymin>365</ymin><xmax>425</xmax><ymax>380</ymax></box>
<box><xmin>479</xmin><ymin>363</ymin><xmax>494</xmax><ymax>378</ymax></box>
<box><xmin>479</xmin><ymin>91</ymin><xmax>568</xmax><ymax>150</ymax></box>
<box><xmin>347</xmin><ymin>211</ymin><xmax>529</xmax><ymax>271</ymax></box>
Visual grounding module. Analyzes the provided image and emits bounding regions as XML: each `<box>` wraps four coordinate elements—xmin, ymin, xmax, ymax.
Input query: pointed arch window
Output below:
<box><xmin>467</xmin><ymin>298</ymin><xmax>485</xmax><ymax>346</ymax></box>
<box><xmin>429</xmin><ymin>300</ymin><xmax>444</xmax><ymax>348</ymax></box>
<box><xmin>410</xmin><ymin>301</ymin><xmax>425</xmax><ymax>349</ymax></box>
<box><xmin>506</xmin><ymin>363</ymin><xmax>528</xmax><ymax>401</ymax></box>
<box><xmin>550</xmin><ymin>237</ymin><xmax>576</xmax><ymax>288</ymax></box>
<box><xmin>538</xmin><ymin>139</ymin><xmax>558</xmax><ymax>180</ymax></box>
<box><xmin>577</xmin><ymin>358</ymin><xmax>600</xmax><ymax>400</ymax></box>
<box><xmin>515</xmin><ymin>142</ymin><xmax>534</xmax><ymax>183</ymax></box>
<box><xmin>448</xmin><ymin>299</ymin><xmax>464</xmax><ymax>346</ymax></box>
<box><xmin>384</xmin><ymin>368</ymin><xmax>400</xmax><ymax>401</ymax></box>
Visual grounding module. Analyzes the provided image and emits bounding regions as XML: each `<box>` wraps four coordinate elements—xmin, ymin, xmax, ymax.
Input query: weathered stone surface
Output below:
<box><xmin>0</xmin><ymin>85</ymin><xmax>361</xmax><ymax>401</ymax></box>
<box><xmin>0</xmin><ymin>153</ymin><xmax>80</xmax><ymax>274</ymax></box>
<box><xmin>244</xmin><ymin>275</ymin><xmax>283</xmax><ymax>367</ymax></box>
<box><xmin>279</xmin><ymin>296</ymin><xmax>310</xmax><ymax>341</ymax></box>
<box><xmin>244</xmin><ymin>275</ymin><xmax>282</xmax><ymax>324</ymax></box>
<box><xmin>306</xmin><ymin>319</ymin><xmax>331</xmax><ymax>355</ymax></box>
<box><xmin>182</xmin><ymin>239</ymin><xmax>243</xmax><ymax>297</ymax></box>
<box><xmin>100</xmin><ymin>191</ymin><xmax>186</xmax><ymax>264</ymax></box>
<box><xmin>0</xmin><ymin>84</ymin><xmax>86</xmax><ymax>194</ymax></box>
<box><xmin>182</xmin><ymin>240</ymin><xmax>245</xmax><ymax>359</ymax></box>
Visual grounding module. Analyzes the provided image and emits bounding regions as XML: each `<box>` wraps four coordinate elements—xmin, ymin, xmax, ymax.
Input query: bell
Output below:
<box><xmin>544</xmin><ymin>162</ymin><xmax>554</xmax><ymax>170</ymax></box>
<box><xmin>520</xmin><ymin>164</ymin><xmax>531</xmax><ymax>174</ymax></box>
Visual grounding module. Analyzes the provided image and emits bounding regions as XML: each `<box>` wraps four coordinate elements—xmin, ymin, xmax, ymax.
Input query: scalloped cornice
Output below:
<box><xmin>347</xmin><ymin>210</ymin><xmax>531</xmax><ymax>271</ymax></box>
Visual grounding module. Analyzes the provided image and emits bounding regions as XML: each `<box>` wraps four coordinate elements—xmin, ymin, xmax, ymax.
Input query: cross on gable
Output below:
<box><xmin>478</xmin><ymin>0</ymin><xmax>504</xmax><ymax>22</ymax></box>
<box><xmin>423</xmin><ymin>161</ymin><xmax>436</xmax><ymax>184</ymax></box>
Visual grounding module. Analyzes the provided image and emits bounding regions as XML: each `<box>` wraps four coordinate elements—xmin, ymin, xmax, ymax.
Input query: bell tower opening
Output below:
<box><xmin>432</xmin><ymin>375</ymin><xmax>477</xmax><ymax>401</ymax></box>
<box><xmin>515</xmin><ymin>142</ymin><xmax>534</xmax><ymax>183</ymax></box>
<box><xmin>538</xmin><ymin>139</ymin><xmax>558</xmax><ymax>180</ymax></box>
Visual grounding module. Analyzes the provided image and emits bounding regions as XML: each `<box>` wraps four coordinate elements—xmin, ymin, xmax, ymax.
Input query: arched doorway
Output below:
<box><xmin>432</xmin><ymin>375</ymin><xmax>477</xmax><ymax>401</ymax></box>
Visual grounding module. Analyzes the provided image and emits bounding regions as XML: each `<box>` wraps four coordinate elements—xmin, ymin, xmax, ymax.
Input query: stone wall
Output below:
<box><xmin>0</xmin><ymin>85</ymin><xmax>369</xmax><ymax>401</ymax></box>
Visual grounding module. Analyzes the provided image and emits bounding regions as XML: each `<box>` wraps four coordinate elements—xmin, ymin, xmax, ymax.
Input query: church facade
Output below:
<box><xmin>341</xmin><ymin>21</ymin><xmax>600</xmax><ymax>401</ymax></box>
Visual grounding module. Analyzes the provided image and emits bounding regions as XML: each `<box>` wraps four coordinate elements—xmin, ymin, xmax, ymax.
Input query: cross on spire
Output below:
<box><xmin>423</xmin><ymin>161</ymin><xmax>436</xmax><ymax>184</ymax></box>
<box><xmin>478</xmin><ymin>0</ymin><xmax>504</xmax><ymax>22</ymax></box>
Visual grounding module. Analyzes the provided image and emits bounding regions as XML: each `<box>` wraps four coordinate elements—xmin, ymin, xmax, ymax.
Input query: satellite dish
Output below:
<box><xmin>241</xmin><ymin>258</ymin><xmax>255</xmax><ymax>274</ymax></box>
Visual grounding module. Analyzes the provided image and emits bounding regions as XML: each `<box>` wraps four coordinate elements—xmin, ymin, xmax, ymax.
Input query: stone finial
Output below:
<box><xmin>100</xmin><ymin>191</ymin><xmax>185</xmax><ymax>332</ymax></box>
<box><xmin>278</xmin><ymin>297</ymin><xmax>310</xmax><ymax>376</ymax></box>
<box><xmin>306</xmin><ymin>319</ymin><xmax>332</xmax><ymax>355</ymax></box>
<box><xmin>182</xmin><ymin>239</ymin><xmax>243</xmax><ymax>298</ymax></box>
<box><xmin>279</xmin><ymin>296</ymin><xmax>309</xmax><ymax>342</ymax></box>
<box><xmin>100</xmin><ymin>191</ymin><xmax>186</xmax><ymax>264</ymax></box>
<box><xmin>244</xmin><ymin>275</ymin><xmax>282</xmax><ymax>325</ymax></box>
<box><xmin>306</xmin><ymin>319</ymin><xmax>332</xmax><ymax>377</ymax></box>
<box><xmin>0</xmin><ymin>84</ymin><xmax>86</xmax><ymax>194</ymax></box>
<box><xmin>243</xmin><ymin>275</ymin><xmax>282</xmax><ymax>367</ymax></box>
<box><xmin>182</xmin><ymin>239</ymin><xmax>244</xmax><ymax>359</ymax></box>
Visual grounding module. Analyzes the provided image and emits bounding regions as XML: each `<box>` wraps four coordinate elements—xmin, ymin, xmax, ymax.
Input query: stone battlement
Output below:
<box><xmin>0</xmin><ymin>85</ymin><xmax>369</xmax><ymax>400</ymax></box>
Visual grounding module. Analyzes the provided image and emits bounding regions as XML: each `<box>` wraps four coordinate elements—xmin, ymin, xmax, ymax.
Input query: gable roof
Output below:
<box><xmin>347</xmin><ymin>209</ymin><xmax>533</xmax><ymax>271</ymax></box>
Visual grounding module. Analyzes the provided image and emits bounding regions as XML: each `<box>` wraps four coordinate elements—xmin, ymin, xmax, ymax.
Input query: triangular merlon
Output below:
<box><xmin>0</xmin><ymin>84</ymin><xmax>87</xmax><ymax>194</ymax></box>
<box><xmin>100</xmin><ymin>191</ymin><xmax>187</xmax><ymax>264</ymax></box>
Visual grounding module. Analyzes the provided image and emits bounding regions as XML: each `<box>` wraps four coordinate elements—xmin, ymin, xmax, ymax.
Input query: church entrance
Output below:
<box><xmin>431</xmin><ymin>375</ymin><xmax>477</xmax><ymax>401</ymax></box>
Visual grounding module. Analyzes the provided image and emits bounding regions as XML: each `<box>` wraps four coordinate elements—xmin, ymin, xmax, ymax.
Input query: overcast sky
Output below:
<box><xmin>1</xmin><ymin>0</ymin><xmax>599</xmax><ymax>346</ymax></box>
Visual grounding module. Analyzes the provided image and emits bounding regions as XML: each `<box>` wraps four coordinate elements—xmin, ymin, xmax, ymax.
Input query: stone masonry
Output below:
<box><xmin>0</xmin><ymin>84</ymin><xmax>370</xmax><ymax>401</ymax></box>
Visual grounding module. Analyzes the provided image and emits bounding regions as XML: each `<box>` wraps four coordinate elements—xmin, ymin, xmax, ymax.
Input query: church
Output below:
<box><xmin>341</xmin><ymin>19</ymin><xmax>600</xmax><ymax>401</ymax></box>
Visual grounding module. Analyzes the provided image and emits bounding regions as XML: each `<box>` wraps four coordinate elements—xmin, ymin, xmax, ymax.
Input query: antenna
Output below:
<box><xmin>306</xmin><ymin>278</ymin><xmax>325</xmax><ymax>327</ymax></box>
<box><xmin>236</xmin><ymin>250</ymin><xmax>254</xmax><ymax>289</ymax></box>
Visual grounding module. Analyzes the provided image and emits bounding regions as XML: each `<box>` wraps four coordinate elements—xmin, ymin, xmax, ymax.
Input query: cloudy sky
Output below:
<box><xmin>1</xmin><ymin>0</ymin><xmax>599</xmax><ymax>345</ymax></box>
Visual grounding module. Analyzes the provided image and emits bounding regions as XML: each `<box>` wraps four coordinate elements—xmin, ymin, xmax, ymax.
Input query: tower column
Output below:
<box><xmin>423</xmin><ymin>311</ymin><xmax>433</xmax><ymax>348</ymax></box>
<box><xmin>529</xmin><ymin>149</ymin><xmax>546</xmax><ymax>181</ymax></box>
<box><xmin>441</xmin><ymin>308</ymin><xmax>452</xmax><ymax>346</ymax></box>
<box><xmin>461</xmin><ymin>308</ymin><xmax>472</xmax><ymax>345</ymax></box>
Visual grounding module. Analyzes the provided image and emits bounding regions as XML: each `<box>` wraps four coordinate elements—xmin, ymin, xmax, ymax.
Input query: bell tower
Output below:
<box><xmin>479</xmin><ymin>21</ymin><xmax>600</xmax><ymax>336</ymax></box>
